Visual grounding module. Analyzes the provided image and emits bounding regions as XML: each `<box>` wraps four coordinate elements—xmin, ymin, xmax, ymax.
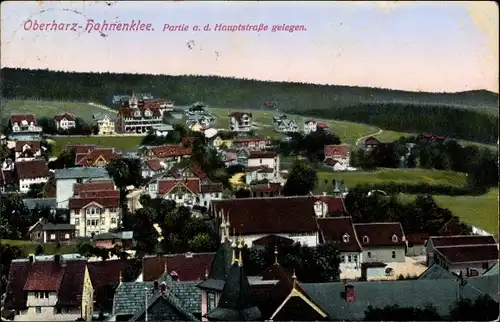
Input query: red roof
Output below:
<box><xmin>145</xmin><ymin>158</ymin><xmax>163</xmax><ymax>171</ymax></box>
<box><xmin>250</xmin><ymin>183</ymin><xmax>281</xmax><ymax>193</ymax></box>
<box><xmin>150</xmin><ymin>145</ymin><xmax>192</xmax><ymax>158</ymax></box>
<box><xmin>68</xmin><ymin>197</ymin><xmax>119</xmax><ymax>209</ymax></box>
<box><xmin>313</xmin><ymin>196</ymin><xmax>346</xmax><ymax>213</ymax></box>
<box><xmin>142</xmin><ymin>253</ymin><xmax>215</xmax><ymax>282</ymax></box>
<box><xmin>158</xmin><ymin>179</ymin><xmax>200</xmax><ymax>194</ymax></box>
<box><xmin>87</xmin><ymin>259</ymin><xmax>135</xmax><ymax>302</ymax></box>
<box><xmin>5</xmin><ymin>259</ymin><xmax>87</xmax><ymax>310</ymax></box>
<box><xmin>15</xmin><ymin>159</ymin><xmax>49</xmax><ymax>180</ymax></box>
<box><xmin>429</xmin><ymin>235</ymin><xmax>497</xmax><ymax>247</ymax></box>
<box><xmin>54</xmin><ymin>113</ymin><xmax>76</xmax><ymax>122</ymax></box>
<box><xmin>316</xmin><ymin>122</ymin><xmax>329</xmax><ymax>128</ymax></box>
<box><xmin>200</xmin><ymin>183</ymin><xmax>224</xmax><ymax>193</ymax></box>
<box><xmin>438</xmin><ymin>218</ymin><xmax>467</xmax><ymax>236</ymax></box>
<box><xmin>435</xmin><ymin>244</ymin><xmax>499</xmax><ymax>264</ymax></box>
<box><xmin>354</xmin><ymin>222</ymin><xmax>406</xmax><ymax>247</ymax></box>
<box><xmin>66</xmin><ymin>144</ymin><xmax>96</xmax><ymax>155</ymax></box>
<box><xmin>406</xmin><ymin>233</ymin><xmax>430</xmax><ymax>245</ymax></box>
<box><xmin>74</xmin><ymin>181</ymin><xmax>115</xmax><ymax>194</ymax></box>
<box><xmin>79</xmin><ymin>190</ymin><xmax>120</xmax><ymax>198</ymax></box>
<box><xmin>317</xmin><ymin>217</ymin><xmax>362</xmax><ymax>252</ymax></box>
<box><xmin>117</xmin><ymin>107</ymin><xmax>162</xmax><ymax>118</ymax></box>
<box><xmin>228</xmin><ymin>112</ymin><xmax>252</xmax><ymax>121</ymax></box>
<box><xmin>324</xmin><ymin>145</ymin><xmax>349</xmax><ymax>158</ymax></box>
<box><xmin>252</xmin><ymin>235</ymin><xmax>294</xmax><ymax>246</ymax></box>
<box><xmin>14</xmin><ymin>141</ymin><xmax>41</xmax><ymax>153</ymax></box>
<box><xmin>248</xmin><ymin>151</ymin><xmax>277</xmax><ymax>159</ymax></box>
<box><xmin>10</xmin><ymin>114</ymin><xmax>36</xmax><ymax>125</ymax></box>
<box><xmin>76</xmin><ymin>148</ymin><xmax>121</xmax><ymax>166</ymax></box>
<box><xmin>212</xmin><ymin>197</ymin><xmax>320</xmax><ymax>235</ymax></box>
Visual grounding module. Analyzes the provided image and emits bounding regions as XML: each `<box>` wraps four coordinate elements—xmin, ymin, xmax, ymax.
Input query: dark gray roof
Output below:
<box><xmin>482</xmin><ymin>262</ymin><xmax>499</xmax><ymax>276</ymax></box>
<box><xmin>54</xmin><ymin>167</ymin><xmax>109</xmax><ymax>180</ymax></box>
<box><xmin>29</xmin><ymin>218</ymin><xmax>75</xmax><ymax>232</ymax></box>
<box><xmin>128</xmin><ymin>290</ymin><xmax>198</xmax><ymax>321</ymax></box>
<box><xmin>418</xmin><ymin>264</ymin><xmax>456</xmax><ymax>280</ymax></box>
<box><xmin>23</xmin><ymin>198</ymin><xmax>57</xmax><ymax>210</ymax></box>
<box><xmin>197</xmin><ymin>240</ymin><xmax>233</xmax><ymax>292</ymax></box>
<box><xmin>299</xmin><ymin>275</ymin><xmax>498</xmax><ymax>320</ymax></box>
<box><xmin>113</xmin><ymin>279</ymin><xmax>202</xmax><ymax>317</ymax></box>
<box><xmin>93</xmin><ymin>232</ymin><xmax>121</xmax><ymax>241</ymax></box>
<box><xmin>463</xmin><ymin>275</ymin><xmax>499</xmax><ymax>302</ymax></box>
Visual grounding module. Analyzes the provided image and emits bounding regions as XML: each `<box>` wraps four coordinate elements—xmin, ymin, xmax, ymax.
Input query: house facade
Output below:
<box><xmin>93</xmin><ymin>113</ymin><xmax>116</xmax><ymax>135</ymax></box>
<box><xmin>141</xmin><ymin>158</ymin><xmax>165</xmax><ymax>178</ymax></box>
<box><xmin>9</xmin><ymin>114</ymin><xmax>43</xmax><ymax>133</ymax></box>
<box><xmin>15</xmin><ymin>159</ymin><xmax>50</xmax><ymax>194</ymax></box>
<box><xmin>116</xmin><ymin>93</ymin><xmax>165</xmax><ymax>133</ymax></box>
<box><xmin>324</xmin><ymin>145</ymin><xmax>350</xmax><ymax>171</ymax></box>
<box><xmin>14</xmin><ymin>141</ymin><xmax>42</xmax><ymax>162</ymax></box>
<box><xmin>54</xmin><ymin>113</ymin><xmax>76</xmax><ymax>131</ymax></box>
<box><xmin>304</xmin><ymin>120</ymin><xmax>317</xmax><ymax>134</ymax></box>
<box><xmin>364</xmin><ymin>136</ymin><xmax>380</xmax><ymax>150</ymax></box>
<box><xmin>232</xmin><ymin>138</ymin><xmax>270</xmax><ymax>151</ymax></box>
<box><xmin>54</xmin><ymin>167</ymin><xmax>110</xmax><ymax>208</ymax></box>
<box><xmin>228</xmin><ymin>112</ymin><xmax>252</xmax><ymax>132</ymax></box>
<box><xmin>276</xmin><ymin>119</ymin><xmax>299</xmax><ymax>133</ymax></box>
<box><xmin>4</xmin><ymin>255</ymin><xmax>93</xmax><ymax>322</ymax></box>
<box><xmin>28</xmin><ymin>218</ymin><xmax>76</xmax><ymax>243</ymax></box>
<box><xmin>75</xmin><ymin>147</ymin><xmax>122</xmax><ymax>167</ymax></box>
<box><xmin>354</xmin><ymin>223</ymin><xmax>407</xmax><ymax>263</ymax></box>
<box><xmin>146</xmin><ymin>145</ymin><xmax>193</xmax><ymax>169</ymax></box>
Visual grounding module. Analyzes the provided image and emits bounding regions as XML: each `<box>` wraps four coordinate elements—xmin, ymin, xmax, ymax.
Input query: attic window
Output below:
<box><xmin>342</xmin><ymin>234</ymin><xmax>350</xmax><ymax>243</ymax></box>
<box><xmin>362</xmin><ymin>236</ymin><xmax>369</xmax><ymax>244</ymax></box>
<box><xmin>392</xmin><ymin>234</ymin><xmax>398</xmax><ymax>243</ymax></box>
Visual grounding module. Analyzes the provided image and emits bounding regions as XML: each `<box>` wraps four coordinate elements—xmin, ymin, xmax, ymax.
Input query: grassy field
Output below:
<box><xmin>208</xmin><ymin>108</ymin><xmax>379</xmax><ymax>145</ymax></box>
<box><xmin>2</xmin><ymin>100</ymin><xmax>106</xmax><ymax>122</ymax></box>
<box><xmin>400</xmin><ymin>188</ymin><xmax>499</xmax><ymax>234</ymax></box>
<box><xmin>315</xmin><ymin>168</ymin><xmax>468</xmax><ymax>192</ymax></box>
<box><xmin>372</xmin><ymin>130</ymin><xmax>412</xmax><ymax>142</ymax></box>
<box><xmin>2</xmin><ymin>240</ymin><xmax>77</xmax><ymax>256</ymax></box>
<box><xmin>50</xmin><ymin>136</ymin><xmax>143</xmax><ymax>156</ymax></box>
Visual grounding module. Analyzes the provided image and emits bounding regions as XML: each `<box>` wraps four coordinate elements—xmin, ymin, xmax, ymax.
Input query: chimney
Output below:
<box><xmin>153</xmin><ymin>280</ymin><xmax>159</xmax><ymax>293</ymax></box>
<box><xmin>345</xmin><ymin>284</ymin><xmax>355</xmax><ymax>303</ymax></box>
<box><xmin>160</xmin><ymin>282</ymin><xmax>166</xmax><ymax>296</ymax></box>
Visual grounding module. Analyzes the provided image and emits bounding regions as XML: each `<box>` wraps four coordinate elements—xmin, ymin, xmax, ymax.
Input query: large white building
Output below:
<box><xmin>15</xmin><ymin>159</ymin><xmax>50</xmax><ymax>194</ymax></box>
<box><xmin>228</xmin><ymin>112</ymin><xmax>252</xmax><ymax>132</ymax></box>
<box><xmin>115</xmin><ymin>93</ymin><xmax>168</xmax><ymax>133</ymax></box>
<box><xmin>244</xmin><ymin>151</ymin><xmax>280</xmax><ymax>184</ymax></box>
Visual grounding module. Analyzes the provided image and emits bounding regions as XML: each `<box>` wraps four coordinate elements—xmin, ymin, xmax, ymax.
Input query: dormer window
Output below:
<box><xmin>342</xmin><ymin>233</ymin><xmax>350</xmax><ymax>243</ymax></box>
<box><xmin>362</xmin><ymin>236</ymin><xmax>369</xmax><ymax>244</ymax></box>
<box><xmin>134</xmin><ymin>110</ymin><xmax>141</xmax><ymax>117</ymax></box>
<box><xmin>392</xmin><ymin>234</ymin><xmax>398</xmax><ymax>243</ymax></box>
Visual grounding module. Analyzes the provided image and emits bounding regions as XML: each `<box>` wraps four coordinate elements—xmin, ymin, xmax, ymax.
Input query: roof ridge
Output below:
<box><xmin>431</xmin><ymin>235</ymin><xmax>494</xmax><ymax>239</ymax></box>
<box><xmin>435</xmin><ymin>243</ymin><xmax>498</xmax><ymax>248</ymax></box>
<box><xmin>354</xmin><ymin>222</ymin><xmax>401</xmax><ymax>225</ymax></box>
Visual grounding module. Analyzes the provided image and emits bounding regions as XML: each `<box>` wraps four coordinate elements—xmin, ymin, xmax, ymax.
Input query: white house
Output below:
<box><xmin>15</xmin><ymin>159</ymin><xmax>50</xmax><ymax>194</ymax></box>
<box><xmin>324</xmin><ymin>145</ymin><xmax>350</xmax><ymax>171</ymax></box>
<box><xmin>276</xmin><ymin>119</ymin><xmax>298</xmax><ymax>133</ymax></box>
<box><xmin>9</xmin><ymin>114</ymin><xmax>42</xmax><ymax>133</ymax></box>
<box><xmin>54</xmin><ymin>167</ymin><xmax>110</xmax><ymax>208</ymax></box>
<box><xmin>303</xmin><ymin>120</ymin><xmax>317</xmax><ymax>134</ymax></box>
<box><xmin>93</xmin><ymin>113</ymin><xmax>116</xmax><ymax>135</ymax></box>
<box><xmin>354</xmin><ymin>222</ymin><xmax>407</xmax><ymax>263</ymax></box>
<box><xmin>244</xmin><ymin>151</ymin><xmax>280</xmax><ymax>184</ymax></box>
<box><xmin>150</xmin><ymin>124</ymin><xmax>174</xmax><ymax>137</ymax></box>
<box><xmin>54</xmin><ymin>113</ymin><xmax>76</xmax><ymax>131</ymax></box>
<box><xmin>211</xmin><ymin>196</ymin><xmax>347</xmax><ymax>248</ymax></box>
<box><xmin>14</xmin><ymin>141</ymin><xmax>42</xmax><ymax>161</ymax></box>
<box><xmin>228</xmin><ymin>112</ymin><xmax>252</xmax><ymax>132</ymax></box>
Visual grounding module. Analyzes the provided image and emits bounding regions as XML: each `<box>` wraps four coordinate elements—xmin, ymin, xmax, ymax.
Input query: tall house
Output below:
<box><xmin>115</xmin><ymin>92</ymin><xmax>168</xmax><ymax>133</ymax></box>
<box><xmin>54</xmin><ymin>167</ymin><xmax>110</xmax><ymax>208</ymax></box>
<box><xmin>228</xmin><ymin>112</ymin><xmax>252</xmax><ymax>132</ymax></box>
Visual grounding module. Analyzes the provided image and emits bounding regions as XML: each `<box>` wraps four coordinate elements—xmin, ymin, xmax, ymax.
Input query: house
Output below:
<box><xmin>137</xmin><ymin>253</ymin><xmax>215</xmax><ymax>282</ymax></box>
<box><xmin>141</xmin><ymin>158</ymin><xmax>165</xmax><ymax>178</ymax></box>
<box><xmin>248</xmin><ymin>182</ymin><xmax>282</xmax><ymax>198</ymax></box>
<box><xmin>276</xmin><ymin>119</ymin><xmax>298</xmax><ymax>133</ymax></box>
<box><xmin>354</xmin><ymin>222</ymin><xmax>407</xmax><ymax>263</ymax></box>
<box><xmin>269</xmin><ymin>274</ymin><xmax>498</xmax><ymax>321</ymax></box>
<box><xmin>9</xmin><ymin>114</ymin><xmax>42</xmax><ymax>133</ymax></box>
<box><xmin>213</xmin><ymin>137</ymin><xmax>233</xmax><ymax>149</ymax></box>
<box><xmin>23</xmin><ymin>198</ymin><xmax>57</xmax><ymax>213</ymax></box>
<box><xmin>92</xmin><ymin>113</ymin><xmax>116</xmax><ymax>135</ymax></box>
<box><xmin>232</xmin><ymin>138</ymin><xmax>269</xmax><ymax>151</ymax></box>
<box><xmin>303</xmin><ymin>120</ymin><xmax>317</xmax><ymax>134</ymax></box>
<box><xmin>54</xmin><ymin>167</ymin><xmax>110</xmax><ymax>208</ymax></box>
<box><xmin>28</xmin><ymin>217</ymin><xmax>75</xmax><ymax>243</ymax></box>
<box><xmin>211</xmin><ymin>195</ymin><xmax>346</xmax><ymax>247</ymax></box>
<box><xmin>92</xmin><ymin>231</ymin><xmax>134</xmax><ymax>250</ymax></box>
<box><xmin>363</xmin><ymin>136</ymin><xmax>380</xmax><ymax>150</ymax></box>
<box><xmin>68</xmin><ymin>181</ymin><xmax>120</xmax><ymax>237</ymax></box>
<box><xmin>15</xmin><ymin>159</ymin><xmax>50</xmax><ymax>194</ymax></box>
<box><xmin>317</xmin><ymin>216</ymin><xmax>362</xmax><ymax>270</ymax></box>
<box><xmin>75</xmin><ymin>147</ymin><xmax>122</xmax><ymax>167</ymax></box>
<box><xmin>146</xmin><ymin>145</ymin><xmax>193</xmax><ymax>168</ymax></box>
<box><xmin>323</xmin><ymin>145</ymin><xmax>350</xmax><ymax>171</ymax></box>
<box><xmin>116</xmin><ymin>93</ymin><xmax>165</xmax><ymax>133</ymax></box>
<box><xmin>3</xmin><ymin>254</ymin><xmax>93</xmax><ymax>321</ymax></box>
<box><xmin>54</xmin><ymin>113</ymin><xmax>76</xmax><ymax>131</ymax></box>
<box><xmin>228</xmin><ymin>112</ymin><xmax>252</xmax><ymax>132</ymax></box>
<box><xmin>150</xmin><ymin>124</ymin><xmax>174</xmax><ymax>137</ymax></box>
<box><xmin>246</xmin><ymin>150</ymin><xmax>279</xmax><ymax>173</ymax></box>
<box><xmin>14</xmin><ymin>141</ymin><xmax>42</xmax><ymax>161</ymax></box>
<box><xmin>148</xmin><ymin>162</ymin><xmax>223</xmax><ymax>208</ymax></box>
<box><xmin>316</xmin><ymin>122</ymin><xmax>329</xmax><ymax>131</ymax></box>
<box><xmin>405</xmin><ymin>233</ymin><xmax>429</xmax><ymax>256</ymax></box>
<box><xmin>272</xmin><ymin>115</ymin><xmax>287</xmax><ymax>125</ymax></box>
<box><xmin>1</xmin><ymin>161</ymin><xmax>17</xmax><ymax>192</ymax></box>
<box><xmin>425</xmin><ymin>235</ymin><xmax>498</xmax><ymax>275</ymax></box>
<box><xmin>220</xmin><ymin>151</ymin><xmax>238</xmax><ymax>167</ymax></box>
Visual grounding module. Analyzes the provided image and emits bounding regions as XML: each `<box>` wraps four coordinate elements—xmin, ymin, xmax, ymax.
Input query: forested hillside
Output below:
<box><xmin>1</xmin><ymin>68</ymin><xmax>498</xmax><ymax>143</ymax></box>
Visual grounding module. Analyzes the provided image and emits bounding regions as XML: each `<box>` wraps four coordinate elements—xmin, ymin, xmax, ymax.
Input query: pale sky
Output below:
<box><xmin>1</xmin><ymin>1</ymin><xmax>498</xmax><ymax>93</ymax></box>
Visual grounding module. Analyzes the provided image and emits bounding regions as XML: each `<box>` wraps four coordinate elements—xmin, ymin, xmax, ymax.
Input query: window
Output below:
<box><xmin>35</xmin><ymin>307</ymin><xmax>41</xmax><ymax>314</ymax></box>
<box><xmin>111</xmin><ymin>217</ymin><xmax>117</xmax><ymax>224</ymax></box>
<box><xmin>50</xmin><ymin>234</ymin><xmax>56</xmax><ymax>240</ymax></box>
<box><xmin>44</xmin><ymin>292</ymin><xmax>49</xmax><ymax>298</ymax></box>
<box><xmin>149</xmin><ymin>184</ymin><xmax>157</xmax><ymax>192</ymax></box>
<box><xmin>353</xmin><ymin>255</ymin><xmax>358</xmax><ymax>263</ymax></box>
<box><xmin>75</xmin><ymin>218</ymin><xmax>79</xmax><ymax>225</ymax></box>
<box><xmin>34</xmin><ymin>292</ymin><xmax>39</xmax><ymax>298</ymax></box>
<box><xmin>207</xmin><ymin>292</ymin><xmax>216</xmax><ymax>311</ymax></box>
<box><xmin>64</xmin><ymin>233</ymin><xmax>70</xmax><ymax>239</ymax></box>
<box><xmin>260</xmin><ymin>159</ymin><xmax>263</xmax><ymax>164</ymax></box>
<box><xmin>483</xmin><ymin>262</ymin><xmax>489</xmax><ymax>270</ymax></box>
<box><xmin>367</xmin><ymin>252</ymin><xmax>372</xmax><ymax>258</ymax></box>
<box><xmin>342</xmin><ymin>234</ymin><xmax>350</xmax><ymax>243</ymax></box>
<box><xmin>347</xmin><ymin>255</ymin><xmax>352</xmax><ymax>262</ymax></box>
<box><xmin>392</xmin><ymin>234</ymin><xmax>398</xmax><ymax>243</ymax></box>
<box><xmin>56</xmin><ymin>308</ymin><xmax>61</xmax><ymax>314</ymax></box>
<box><xmin>36</xmin><ymin>232</ymin><xmax>42</xmax><ymax>238</ymax></box>
<box><xmin>363</xmin><ymin>236</ymin><xmax>369</xmax><ymax>244</ymax></box>
<box><xmin>86</xmin><ymin>220</ymin><xmax>90</xmax><ymax>226</ymax></box>
<box><xmin>392</xmin><ymin>251</ymin><xmax>396</xmax><ymax>259</ymax></box>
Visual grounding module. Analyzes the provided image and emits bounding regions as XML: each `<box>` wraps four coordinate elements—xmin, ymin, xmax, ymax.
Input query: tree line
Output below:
<box><xmin>292</xmin><ymin>103</ymin><xmax>498</xmax><ymax>144</ymax></box>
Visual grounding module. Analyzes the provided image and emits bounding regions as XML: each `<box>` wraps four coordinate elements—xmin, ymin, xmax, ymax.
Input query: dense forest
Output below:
<box><xmin>1</xmin><ymin>68</ymin><xmax>498</xmax><ymax>143</ymax></box>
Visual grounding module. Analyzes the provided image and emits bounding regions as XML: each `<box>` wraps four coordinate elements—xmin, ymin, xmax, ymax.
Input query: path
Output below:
<box><xmin>355</xmin><ymin>128</ymin><xmax>383</xmax><ymax>146</ymax></box>
<box><xmin>88</xmin><ymin>102</ymin><xmax>116</xmax><ymax>113</ymax></box>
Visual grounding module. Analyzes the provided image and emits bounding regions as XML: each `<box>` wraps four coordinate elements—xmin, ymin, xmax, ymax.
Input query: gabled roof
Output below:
<box><xmin>142</xmin><ymin>253</ymin><xmax>215</xmax><ymax>282</ymax></box>
<box><xmin>4</xmin><ymin>259</ymin><xmax>87</xmax><ymax>310</ymax></box>
<box><xmin>10</xmin><ymin>114</ymin><xmax>36</xmax><ymax>125</ymax></box>
<box><xmin>54</xmin><ymin>167</ymin><xmax>109</xmax><ymax>180</ymax></box>
<box><xmin>128</xmin><ymin>291</ymin><xmax>198</xmax><ymax>321</ymax></box>
<box><xmin>68</xmin><ymin>197</ymin><xmax>119</xmax><ymax>209</ymax></box>
<box><xmin>317</xmin><ymin>217</ymin><xmax>362</xmax><ymax>252</ymax></box>
<box><xmin>211</xmin><ymin>197</ymin><xmax>319</xmax><ymax>235</ymax></box>
<box><xmin>434</xmin><ymin>244</ymin><xmax>499</xmax><ymax>264</ymax></box>
<box><xmin>15</xmin><ymin>159</ymin><xmax>49</xmax><ymax>180</ymax></box>
<box><xmin>23</xmin><ymin>198</ymin><xmax>57</xmax><ymax>210</ymax></box>
<box><xmin>324</xmin><ymin>145</ymin><xmax>349</xmax><ymax>158</ymax></box>
<box><xmin>75</xmin><ymin>148</ymin><xmax>121</xmax><ymax>166</ymax></box>
<box><xmin>158</xmin><ymin>179</ymin><xmax>200</xmax><ymax>194</ymax></box>
<box><xmin>87</xmin><ymin>259</ymin><xmax>135</xmax><ymax>303</ymax></box>
<box><xmin>228</xmin><ymin>112</ymin><xmax>253</xmax><ymax>121</ymax></box>
<box><xmin>428</xmin><ymin>235</ymin><xmax>497</xmax><ymax>247</ymax></box>
<box><xmin>54</xmin><ymin>113</ymin><xmax>76</xmax><ymax>122</ymax></box>
<box><xmin>313</xmin><ymin>196</ymin><xmax>346</xmax><ymax>213</ymax></box>
<box><xmin>144</xmin><ymin>158</ymin><xmax>163</xmax><ymax>171</ymax></box>
<box><xmin>28</xmin><ymin>217</ymin><xmax>75</xmax><ymax>232</ymax></box>
<box><xmin>248</xmin><ymin>151</ymin><xmax>277</xmax><ymax>159</ymax></box>
<box><xmin>354</xmin><ymin>222</ymin><xmax>406</xmax><ymax>247</ymax></box>
<box><xmin>14</xmin><ymin>140</ymin><xmax>41</xmax><ymax>153</ymax></box>
<box><xmin>417</xmin><ymin>263</ymin><xmax>456</xmax><ymax>280</ymax></box>
<box><xmin>150</xmin><ymin>145</ymin><xmax>192</xmax><ymax>158</ymax></box>
<box><xmin>117</xmin><ymin>106</ymin><xmax>162</xmax><ymax>118</ymax></box>
<box><xmin>73</xmin><ymin>180</ymin><xmax>115</xmax><ymax>194</ymax></box>
<box><xmin>316</xmin><ymin>122</ymin><xmax>329</xmax><ymax>128</ymax></box>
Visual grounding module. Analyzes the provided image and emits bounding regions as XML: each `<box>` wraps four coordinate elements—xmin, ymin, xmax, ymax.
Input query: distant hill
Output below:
<box><xmin>1</xmin><ymin>68</ymin><xmax>498</xmax><ymax>111</ymax></box>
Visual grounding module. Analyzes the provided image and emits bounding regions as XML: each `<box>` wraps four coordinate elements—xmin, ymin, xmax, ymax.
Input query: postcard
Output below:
<box><xmin>0</xmin><ymin>1</ymin><xmax>498</xmax><ymax>322</ymax></box>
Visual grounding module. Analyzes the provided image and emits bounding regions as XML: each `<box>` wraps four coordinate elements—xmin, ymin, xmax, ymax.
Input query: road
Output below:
<box><xmin>355</xmin><ymin>128</ymin><xmax>383</xmax><ymax>146</ymax></box>
<box><xmin>88</xmin><ymin>102</ymin><xmax>116</xmax><ymax>113</ymax></box>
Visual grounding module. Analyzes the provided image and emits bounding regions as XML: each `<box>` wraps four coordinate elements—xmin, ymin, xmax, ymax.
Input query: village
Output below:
<box><xmin>0</xmin><ymin>92</ymin><xmax>498</xmax><ymax>322</ymax></box>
